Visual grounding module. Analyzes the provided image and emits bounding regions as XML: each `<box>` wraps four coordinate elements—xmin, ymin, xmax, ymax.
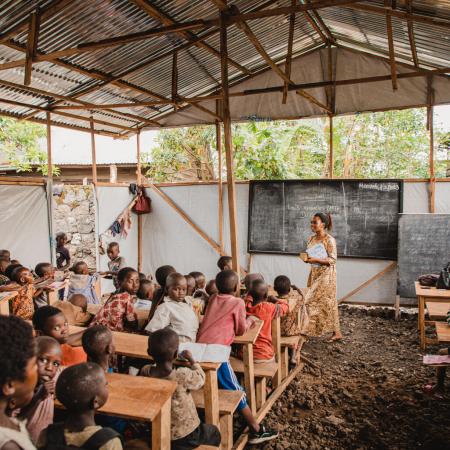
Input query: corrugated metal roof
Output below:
<box><xmin>0</xmin><ymin>0</ymin><xmax>448</xmax><ymax>136</ymax></box>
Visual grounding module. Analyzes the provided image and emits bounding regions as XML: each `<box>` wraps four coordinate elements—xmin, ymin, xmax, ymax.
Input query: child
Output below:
<box><xmin>90</xmin><ymin>267</ymin><xmax>139</xmax><ymax>332</ymax></box>
<box><xmin>184</xmin><ymin>274</ymin><xmax>196</xmax><ymax>297</ymax></box>
<box><xmin>0</xmin><ymin>249</ymin><xmax>11</xmax><ymax>262</ymax></box>
<box><xmin>54</xmin><ymin>293</ymin><xmax>93</xmax><ymax>327</ymax></box>
<box><xmin>38</xmin><ymin>362</ymin><xmax>123</xmax><ymax>450</ymax></box>
<box><xmin>82</xmin><ymin>325</ymin><xmax>115</xmax><ymax>373</ymax></box>
<box><xmin>145</xmin><ymin>273</ymin><xmax>199</xmax><ymax>343</ymax></box>
<box><xmin>243</xmin><ymin>273</ymin><xmax>265</xmax><ymax>307</ymax></box>
<box><xmin>19</xmin><ymin>337</ymin><xmax>62</xmax><ymax>443</ymax></box>
<box><xmin>217</xmin><ymin>256</ymin><xmax>232</xmax><ymax>271</ymax></box>
<box><xmin>148</xmin><ymin>265</ymin><xmax>176</xmax><ymax>321</ymax></box>
<box><xmin>68</xmin><ymin>261</ymin><xmax>101</xmax><ymax>305</ymax></box>
<box><xmin>106</xmin><ymin>242</ymin><xmax>127</xmax><ymax>290</ymax></box>
<box><xmin>136</xmin><ymin>280</ymin><xmax>154</xmax><ymax>303</ymax></box>
<box><xmin>197</xmin><ymin>270</ymin><xmax>278</xmax><ymax>444</ymax></box>
<box><xmin>140</xmin><ymin>328</ymin><xmax>221</xmax><ymax>450</ymax></box>
<box><xmin>185</xmin><ymin>275</ymin><xmax>203</xmax><ymax>317</ymax></box>
<box><xmin>205</xmin><ymin>279</ymin><xmax>218</xmax><ymax>297</ymax></box>
<box><xmin>33</xmin><ymin>306</ymin><xmax>87</xmax><ymax>367</ymax></box>
<box><xmin>246</xmin><ymin>279</ymin><xmax>288</xmax><ymax>363</ymax></box>
<box><xmin>34</xmin><ymin>263</ymin><xmax>55</xmax><ymax>309</ymax></box>
<box><xmin>189</xmin><ymin>271</ymin><xmax>206</xmax><ymax>293</ymax></box>
<box><xmin>0</xmin><ymin>315</ymin><xmax>37</xmax><ymax>450</ymax></box>
<box><xmin>0</xmin><ymin>257</ymin><xmax>10</xmax><ymax>286</ymax></box>
<box><xmin>10</xmin><ymin>266</ymin><xmax>41</xmax><ymax>321</ymax></box>
<box><xmin>55</xmin><ymin>232</ymin><xmax>71</xmax><ymax>271</ymax></box>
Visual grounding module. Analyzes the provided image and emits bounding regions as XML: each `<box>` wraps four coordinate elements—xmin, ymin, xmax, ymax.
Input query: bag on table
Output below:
<box><xmin>418</xmin><ymin>274</ymin><xmax>439</xmax><ymax>287</ymax></box>
<box><xmin>437</xmin><ymin>262</ymin><xmax>450</xmax><ymax>290</ymax></box>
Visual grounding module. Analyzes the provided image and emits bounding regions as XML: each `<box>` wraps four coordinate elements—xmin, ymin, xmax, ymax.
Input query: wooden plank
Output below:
<box><xmin>233</xmin><ymin>319</ymin><xmax>263</xmax><ymax>345</ymax></box>
<box><xmin>415</xmin><ymin>282</ymin><xmax>450</xmax><ymax>299</ymax></box>
<box><xmin>427</xmin><ymin>302</ymin><xmax>450</xmax><ymax>319</ymax></box>
<box><xmin>242</xmin><ymin>344</ymin><xmax>256</xmax><ymax>414</ymax></box>
<box><xmin>386</xmin><ymin>11</ymin><xmax>398</xmax><ymax>90</ymax></box>
<box><xmin>204</xmin><ymin>368</ymin><xmax>220</xmax><ymax>427</ymax></box>
<box><xmin>427</xmin><ymin>76</ymin><xmax>435</xmax><ymax>213</ymax></box>
<box><xmin>152</xmin><ymin>397</ymin><xmax>171</xmax><ymax>450</ymax></box>
<box><xmin>282</xmin><ymin>0</ymin><xmax>296</xmax><ymax>104</ymax></box>
<box><xmin>90</xmin><ymin>117</ymin><xmax>97</xmax><ymax>184</ymax></box>
<box><xmin>271</xmin><ymin>317</ymin><xmax>282</xmax><ymax>388</ymax></box>
<box><xmin>172</xmin><ymin>51</ymin><xmax>178</xmax><ymax>112</ymax></box>
<box><xmin>216</xmin><ymin>118</ymin><xmax>224</xmax><ymax>252</ymax></box>
<box><xmin>46</xmin><ymin>111</ymin><xmax>52</xmax><ymax>180</ymax></box>
<box><xmin>328</xmin><ymin>114</ymin><xmax>333</xmax><ymax>178</ymax></box>
<box><xmin>24</xmin><ymin>11</ymin><xmax>40</xmax><ymax>86</ymax></box>
<box><xmin>406</xmin><ymin>0</ymin><xmax>419</xmax><ymax>67</ymax></box>
<box><xmin>435</xmin><ymin>321</ymin><xmax>450</xmax><ymax>344</ymax></box>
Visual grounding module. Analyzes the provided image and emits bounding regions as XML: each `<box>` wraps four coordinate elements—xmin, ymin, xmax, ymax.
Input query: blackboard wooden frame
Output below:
<box><xmin>247</xmin><ymin>179</ymin><xmax>403</xmax><ymax>259</ymax></box>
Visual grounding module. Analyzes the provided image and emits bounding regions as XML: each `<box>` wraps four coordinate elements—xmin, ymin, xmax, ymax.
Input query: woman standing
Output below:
<box><xmin>303</xmin><ymin>212</ymin><xmax>342</xmax><ymax>342</ymax></box>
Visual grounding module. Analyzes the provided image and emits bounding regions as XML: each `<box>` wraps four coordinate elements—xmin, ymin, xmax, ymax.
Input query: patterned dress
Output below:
<box><xmin>11</xmin><ymin>284</ymin><xmax>35</xmax><ymax>320</ymax></box>
<box><xmin>304</xmin><ymin>233</ymin><xmax>340</xmax><ymax>337</ymax></box>
<box><xmin>90</xmin><ymin>292</ymin><xmax>136</xmax><ymax>331</ymax></box>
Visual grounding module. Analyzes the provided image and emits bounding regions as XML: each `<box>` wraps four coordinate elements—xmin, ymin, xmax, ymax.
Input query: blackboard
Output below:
<box><xmin>248</xmin><ymin>180</ymin><xmax>402</xmax><ymax>259</ymax></box>
<box><xmin>398</xmin><ymin>214</ymin><xmax>450</xmax><ymax>297</ymax></box>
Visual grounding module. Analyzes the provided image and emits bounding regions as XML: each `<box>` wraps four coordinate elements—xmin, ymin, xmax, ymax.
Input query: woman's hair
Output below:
<box><xmin>314</xmin><ymin>212</ymin><xmax>333</xmax><ymax>231</ymax></box>
<box><xmin>5</xmin><ymin>263</ymin><xmax>23</xmax><ymax>280</ymax></box>
<box><xmin>117</xmin><ymin>267</ymin><xmax>138</xmax><ymax>285</ymax></box>
<box><xmin>148</xmin><ymin>265</ymin><xmax>176</xmax><ymax>321</ymax></box>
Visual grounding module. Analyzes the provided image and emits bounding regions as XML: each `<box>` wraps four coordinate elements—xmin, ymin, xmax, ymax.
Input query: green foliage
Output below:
<box><xmin>0</xmin><ymin>117</ymin><xmax>59</xmax><ymax>175</ymax></box>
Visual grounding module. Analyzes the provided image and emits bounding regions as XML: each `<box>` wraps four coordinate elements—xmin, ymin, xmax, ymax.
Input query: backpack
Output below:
<box><xmin>418</xmin><ymin>273</ymin><xmax>439</xmax><ymax>287</ymax></box>
<box><xmin>437</xmin><ymin>262</ymin><xmax>450</xmax><ymax>290</ymax></box>
<box><xmin>44</xmin><ymin>423</ymin><xmax>123</xmax><ymax>450</ymax></box>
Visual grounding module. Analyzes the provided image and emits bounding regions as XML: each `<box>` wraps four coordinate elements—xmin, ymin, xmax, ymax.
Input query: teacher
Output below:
<box><xmin>303</xmin><ymin>212</ymin><xmax>342</xmax><ymax>342</ymax></box>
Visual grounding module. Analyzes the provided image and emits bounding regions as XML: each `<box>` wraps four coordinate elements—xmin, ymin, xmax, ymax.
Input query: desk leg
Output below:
<box><xmin>204</xmin><ymin>369</ymin><xmax>219</xmax><ymax>427</ymax></box>
<box><xmin>152</xmin><ymin>397</ymin><xmax>171</xmax><ymax>450</ymax></box>
<box><xmin>418</xmin><ymin>296</ymin><xmax>425</xmax><ymax>350</ymax></box>
<box><xmin>243</xmin><ymin>343</ymin><xmax>256</xmax><ymax>415</ymax></box>
<box><xmin>0</xmin><ymin>300</ymin><xmax>10</xmax><ymax>315</ymax></box>
<box><xmin>48</xmin><ymin>290</ymin><xmax>57</xmax><ymax>305</ymax></box>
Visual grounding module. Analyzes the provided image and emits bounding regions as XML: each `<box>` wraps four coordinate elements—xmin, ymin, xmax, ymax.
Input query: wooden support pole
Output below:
<box><xmin>406</xmin><ymin>0</ymin><xmax>419</xmax><ymax>67</ymax></box>
<box><xmin>24</xmin><ymin>11</ymin><xmax>39</xmax><ymax>86</ymax></box>
<box><xmin>329</xmin><ymin>114</ymin><xmax>333</xmax><ymax>179</ymax></box>
<box><xmin>46</xmin><ymin>111</ymin><xmax>52</xmax><ymax>180</ymax></box>
<box><xmin>386</xmin><ymin>11</ymin><xmax>398</xmax><ymax>90</ymax></box>
<box><xmin>220</xmin><ymin>9</ymin><xmax>240</xmax><ymax>272</ymax></box>
<box><xmin>136</xmin><ymin>130</ymin><xmax>143</xmax><ymax>272</ymax></box>
<box><xmin>282</xmin><ymin>0</ymin><xmax>296</xmax><ymax>104</ymax></box>
<box><xmin>427</xmin><ymin>76</ymin><xmax>435</xmax><ymax>213</ymax></box>
<box><xmin>172</xmin><ymin>51</ymin><xmax>178</xmax><ymax>112</ymax></box>
<box><xmin>216</xmin><ymin>119</ymin><xmax>224</xmax><ymax>253</ymax></box>
<box><xmin>90</xmin><ymin>116</ymin><xmax>97</xmax><ymax>184</ymax></box>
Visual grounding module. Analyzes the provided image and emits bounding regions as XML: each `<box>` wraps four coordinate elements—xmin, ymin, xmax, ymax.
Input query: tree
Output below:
<box><xmin>0</xmin><ymin>117</ymin><xmax>59</xmax><ymax>175</ymax></box>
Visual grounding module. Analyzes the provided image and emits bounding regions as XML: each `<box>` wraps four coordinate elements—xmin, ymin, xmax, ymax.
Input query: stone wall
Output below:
<box><xmin>53</xmin><ymin>185</ymin><xmax>96</xmax><ymax>269</ymax></box>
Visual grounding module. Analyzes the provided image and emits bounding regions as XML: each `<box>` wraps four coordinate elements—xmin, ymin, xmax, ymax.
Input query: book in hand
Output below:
<box><xmin>423</xmin><ymin>354</ymin><xmax>450</xmax><ymax>365</ymax></box>
<box><xmin>178</xmin><ymin>342</ymin><xmax>231</xmax><ymax>363</ymax></box>
<box><xmin>306</xmin><ymin>243</ymin><xmax>328</xmax><ymax>267</ymax></box>
<box><xmin>134</xmin><ymin>299</ymin><xmax>152</xmax><ymax>310</ymax></box>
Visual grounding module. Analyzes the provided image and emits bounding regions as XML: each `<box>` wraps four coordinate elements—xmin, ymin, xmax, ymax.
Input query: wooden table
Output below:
<box><xmin>436</xmin><ymin>322</ymin><xmax>450</xmax><ymax>344</ymax></box>
<box><xmin>427</xmin><ymin>302</ymin><xmax>450</xmax><ymax>320</ymax></box>
<box><xmin>0</xmin><ymin>291</ymin><xmax>17</xmax><ymax>315</ymax></box>
<box><xmin>415</xmin><ymin>282</ymin><xmax>450</xmax><ymax>350</ymax></box>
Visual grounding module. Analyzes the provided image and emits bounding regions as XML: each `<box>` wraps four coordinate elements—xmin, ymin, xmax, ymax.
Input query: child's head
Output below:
<box><xmin>273</xmin><ymin>275</ymin><xmax>291</xmax><ymax>296</ymax></box>
<box><xmin>189</xmin><ymin>271</ymin><xmax>206</xmax><ymax>290</ymax></box>
<box><xmin>72</xmin><ymin>261</ymin><xmax>89</xmax><ymax>275</ymax></box>
<box><xmin>0</xmin><ymin>257</ymin><xmax>10</xmax><ymax>274</ymax></box>
<box><xmin>36</xmin><ymin>336</ymin><xmax>62</xmax><ymax>384</ymax></box>
<box><xmin>35</xmin><ymin>262</ymin><xmax>55</xmax><ymax>279</ymax></box>
<box><xmin>82</xmin><ymin>325</ymin><xmax>114</xmax><ymax>365</ymax></box>
<box><xmin>56</xmin><ymin>232</ymin><xmax>68</xmax><ymax>247</ymax></box>
<box><xmin>184</xmin><ymin>274</ymin><xmax>196</xmax><ymax>296</ymax></box>
<box><xmin>0</xmin><ymin>316</ymin><xmax>37</xmax><ymax>410</ymax></box>
<box><xmin>33</xmin><ymin>306</ymin><xmax>69</xmax><ymax>344</ymax></box>
<box><xmin>0</xmin><ymin>249</ymin><xmax>10</xmax><ymax>261</ymax></box>
<box><xmin>205</xmin><ymin>279</ymin><xmax>218</xmax><ymax>297</ymax></box>
<box><xmin>166</xmin><ymin>273</ymin><xmax>187</xmax><ymax>302</ymax></box>
<box><xmin>68</xmin><ymin>293</ymin><xmax>88</xmax><ymax>312</ymax></box>
<box><xmin>10</xmin><ymin>259</ymin><xmax>20</xmax><ymax>265</ymax></box>
<box><xmin>147</xmin><ymin>328</ymin><xmax>179</xmax><ymax>364</ymax></box>
<box><xmin>137</xmin><ymin>280</ymin><xmax>154</xmax><ymax>300</ymax></box>
<box><xmin>56</xmin><ymin>362</ymin><xmax>108</xmax><ymax>413</ymax></box>
<box><xmin>217</xmin><ymin>256</ymin><xmax>232</xmax><ymax>271</ymax></box>
<box><xmin>4</xmin><ymin>263</ymin><xmax>22</xmax><ymax>280</ymax></box>
<box><xmin>139</xmin><ymin>272</ymin><xmax>147</xmax><ymax>281</ymax></box>
<box><xmin>215</xmin><ymin>270</ymin><xmax>239</xmax><ymax>295</ymax></box>
<box><xmin>106</xmin><ymin>242</ymin><xmax>120</xmax><ymax>261</ymax></box>
<box><xmin>155</xmin><ymin>265</ymin><xmax>176</xmax><ymax>287</ymax></box>
<box><xmin>11</xmin><ymin>266</ymin><xmax>33</xmax><ymax>285</ymax></box>
<box><xmin>117</xmin><ymin>267</ymin><xmax>139</xmax><ymax>295</ymax></box>
<box><xmin>244</xmin><ymin>273</ymin><xmax>264</xmax><ymax>292</ymax></box>
<box><xmin>249</xmin><ymin>279</ymin><xmax>268</xmax><ymax>304</ymax></box>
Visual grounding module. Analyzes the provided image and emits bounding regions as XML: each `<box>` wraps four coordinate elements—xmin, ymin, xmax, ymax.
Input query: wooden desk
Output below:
<box><xmin>415</xmin><ymin>282</ymin><xmax>450</xmax><ymax>349</ymax></box>
<box><xmin>0</xmin><ymin>291</ymin><xmax>17</xmax><ymax>315</ymax></box>
<box><xmin>436</xmin><ymin>322</ymin><xmax>450</xmax><ymax>344</ymax></box>
<box><xmin>56</xmin><ymin>372</ymin><xmax>176</xmax><ymax>450</ymax></box>
<box><xmin>427</xmin><ymin>302</ymin><xmax>450</xmax><ymax>320</ymax></box>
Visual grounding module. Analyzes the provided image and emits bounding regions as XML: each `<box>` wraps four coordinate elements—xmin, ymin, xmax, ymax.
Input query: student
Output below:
<box><xmin>145</xmin><ymin>273</ymin><xmax>199</xmax><ymax>343</ymax></box>
<box><xmin>68</xmin><ymin>261</ymin><xmax>101</xmax><ymax>305</ymax></box>
<box><xmin>243</xmin><ymin>273</ymin><xmax>265</xmax><ymax>307</ymax></box>
<box><xmin>148</xmin><ymin>265</ymin><xmax>176</xmax><ymax>321</ymax></box>
<box><xmin>53</xmin><ymin>294</ymin><xmax>93</xmax><ymax>327</ymax></box>
<box><xmin>0</xmin><ymin>257</ymin><xmax>10</xmax><ymax>286</ymax></box>
<box><xmin>38</xmin><ymin>362</ymin><xmax>123</xmax><ymax>450</ymax></box>
<box><xmin>34</xmin><ymin>263</ymin><xmax>55</xmax><ymax>309</ymax></box>
<box><xmin>55</xmin><ymin>232</ymin><xmax>71</xmax><ymax>271</ymax></box>
<box><xmin>19</xmin><ymin>337</ymin><xmax>62</xmax><ymax>444</ymax></box>
<box><xmin>10</xmin><ymin>266</ymin><xmax>42</xmax><ymax>321</ymax></box>
<box><xmin>0</xmin><ymin>249</ymin><xmax>11</xmax><ymax>262</ymax></box>
<box><xmin>33</xmin><ymin>306</ymin><xmax>87</xmax><ymax>367</ymax></box>
<box><xmin>136</xmin><ymin>280</ymin><xmax>154</xmax><ymax>303</ymax></box>
<box><xmin>0</xmin><ymin>315</ymin><xmax>37</xmax><ymax>450</ymax></box>
<box><xmin>138</xmin><ymin>272</ymin><xmax>147</xmax><ymax>282</ymax></box>
<box><xmin>205</xmin><ymin>279</ymin><xmax>218</xmax><ymax>298</ymax></box>
<box><xmin>90</xmin><ymin>267</ymin><xmax>139</xmax><ymax>332</ymax></box>
<box><xmin>197</xmin><ymin>270</ymin><xmax>278</xmax><ymax>444</ymax></box>
<box><xmin>217</xmin><ymin>255</ymin><xmax>232</xmax><ymax>271</ymax></box>
<box><xmin>106</xmin><ymin>242</ymin><xmax>126</xmax><ymax>290</ymax></box>
<box><xmin>184</xmin><ymin>274</ymin><xmax>196</xmax><ymax>297</ymax></box>
<box><xmin>4</xmin><ymin>264</ymin><xmax>22</xmax><ymax>282</ymax></box>
<box><xmin>82</xmin><ymin>325</ymin><xmax>115</xmax><ymax>373</ymax></box>
<box><xmin>140</xmin><ymin>329</ymin><xmax>221</xmax><ymax>450</ymax></box>
<box><xmin>189</xmin><ymin>271</ymin><xmax>206</xmax><ymax>293</ymax></box>
<box><xmin>246</xmin><ymin>279</ymin><xmax>288</xmax><ymax>363</ymax></box>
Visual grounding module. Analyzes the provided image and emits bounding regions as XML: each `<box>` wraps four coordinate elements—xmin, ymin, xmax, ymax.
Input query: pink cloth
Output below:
<box><xmin>197</xmin><ymin>294</ymin><xmax>253</xmax><ymax>346</ymax></box>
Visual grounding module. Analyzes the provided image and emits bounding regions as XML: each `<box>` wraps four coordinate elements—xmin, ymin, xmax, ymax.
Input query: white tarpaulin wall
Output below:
<box><xmin>0</xmin><ymin>185</ymin><xmax>51</xmax><ymax>267</ymax></box>
<box><xmin>141</xmin><ymin>181</ymin><xmax>450</xmax><ymax>304</ymax></box>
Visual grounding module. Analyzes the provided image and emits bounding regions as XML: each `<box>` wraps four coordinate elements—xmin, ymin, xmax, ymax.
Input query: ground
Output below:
<box><xmin>253</xmin><ymin>306</ymin><xmax>450</xmax><ymax>450</ymax></box>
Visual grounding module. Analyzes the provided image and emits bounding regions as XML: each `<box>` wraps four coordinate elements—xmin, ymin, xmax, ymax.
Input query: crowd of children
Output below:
<box><xmin>0</xmin><ymin>241</ymin><xmax>315</xmax><ymax>449</ymax></box>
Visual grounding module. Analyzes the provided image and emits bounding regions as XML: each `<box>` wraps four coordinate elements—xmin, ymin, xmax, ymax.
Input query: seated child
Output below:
<box><xmin>140</xmin><ymin>328</ymin><xmax>221</xmax><ymax>450</ymax></box>
<box><xmin>33</xmin><ymin>306</ymin><xmax>87</xmax><ymax>367</ymax></box>
<box><xmin>189</xmin><ymin>271</ymin><xmax>206</xmax><ymax>294</ymax></box>
<box><xmin>19</xmin><ymin>337</ymin><xmax>62</xmax><ymax>443</ymax></box>
<box><xmin>184</xmin><ymin>274</ymin><xmax>196</xmax><ymax>298</ymax></box>
<box><xmin>243</xmin><ymin>273</ymin><xmax>265</xmax><ymax>307</ymax></box>
<box><xmin>190</xmin><ymin>271</ymin><xmax>208</xmax><ymax>316</ymax></box>
<box><xmin>185</xmin><ymin>274</ymin><xmax>201</xmax><ymax>317</ymax></box>
<box><xmin>0</xmin><ymin>316</ymin><xmax>38</xmax><ymax>450</ymax></box>
<box><xmin>246</xmin><ymin>279</ymin><xmax>288</xmax><ymax>363</ymax></box>
<box><xmin>90</xmin><ymin>267</ymin><xmax>139</xmax><ymax>332</ymax></box>
<box><xmin>54</xmin><ymin>294</ymin><xmax>93</xmax><ymax>327</ymax></box>
<box><xmin>33</xmin><ymin>263</ymin><xmax>55</xmax><ymax>309</ymax></box>
<box><xmin>10</xmin><ymin>266</ymin><xmax>42</xmax><ymax>321</ymax></box>
<box><xmin>136</xmin><ymin>280</ymin><xmax>154</xmax><ymax>304</ymax></box>
<box><xmin>138</xmin><ymin>272</ymin><xmax>147</xmax><ymax>282</ymax></box>
<box><xmin>217</xmin><ymin>255</ymin><xmax>232</xmax><ymax>271</ymax></box>
<box><xmin>55</xmin><ymin>232</ymin><xmax>71</xmax><ymax>271</ymax></box>
<box><xmin>82</xmin><ymin>325</ymin><xmax>115</xmax><ymax>373</ymax></box>
<box><xmin>145</xmin><ymin>273</ymin><xmax>199</xmax><ymax>343</ymax></box>
<box><xmin>205</xmin><ymin>279</ymin><xmax>218</xmax><ymax>298</ymax></box>
<box><xmin>0</xmin><ymin>257</ymin><xmax>10</xmax><ymax>286</ymax></box>
<box><xmin>106</xmin><ymin>242</ymin><xmax>127</xmax><ymax>291</ymax></box>
<box><xmin>38</xmin><ymin>362</ymin><xmax>123</xmax><ymax>450</ymax></box>
<box><xmin>148</xmin><ymin>265</ymin><xmax>176</xmax><ymax>321</ymax></box>
<box><xmin>68</xmin><ymin>261</ymin><xmax>100</xmax><ymax>305</ymax></box>
<box><xmin>0</xmin><ymin>249</ymin><xmax>11</xmax><ymax>262</ymax></box>
<box><xmin>197</xmin><ymin>270</ymin><xmax>278</xmax><ymax>445</ymax></box>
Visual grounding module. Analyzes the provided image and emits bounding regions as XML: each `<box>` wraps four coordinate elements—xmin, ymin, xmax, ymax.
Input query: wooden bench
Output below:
<box><xmin>280</xmin><ymin>335</ymin><xmax>301</xmax><ymax>379</ymax></box>
<box><xmin>192</xmin><ymin>389</ymin><xmax>244</xmax><ymax>450</ymax></box>
<box><xmin>436</xmin><ymin>321</ymin><xmax>450</xmax><ymax>344</ymax></box>
<box><xmin>427</xmin><ymin>302</ymin><xmax>450</xmax><ymax>320</ymax></box>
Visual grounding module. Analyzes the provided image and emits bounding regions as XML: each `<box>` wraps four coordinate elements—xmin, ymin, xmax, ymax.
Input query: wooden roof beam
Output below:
<box><xmin>406</xmin><ymin>0</ymin><xmax>419</xmax><ymax>67</ymax></box>
<box><xmin>386</xmin><ymin>11</ymin><xmax>398</xmax><ymax>90</ymax></box>
<box><xmin>282</xmin><ymin>0</ymin><xmax>296</xmax><ymax>104</ymax></box>
<box><xmin>24</xmin><ymin>11</ymin><xmax>40</xmax><ymax>86</ymax></box>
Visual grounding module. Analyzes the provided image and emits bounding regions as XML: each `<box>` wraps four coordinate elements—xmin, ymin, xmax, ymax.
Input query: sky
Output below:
<box><xmin>41</xmin><ymin>105</ymin><xmax>450</xmax><ymax>165</ymax></box>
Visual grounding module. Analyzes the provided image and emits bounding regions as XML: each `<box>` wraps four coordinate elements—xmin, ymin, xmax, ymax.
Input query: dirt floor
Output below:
<box><xmin>255</xmin><ymin>305</ymin><xmax>450</xmax><ymax>450</ymax></box>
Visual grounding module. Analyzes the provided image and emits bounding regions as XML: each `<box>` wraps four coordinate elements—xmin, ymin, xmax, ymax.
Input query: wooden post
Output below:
<box><xmin>220</xmin><ymin>9</ymin><xmax>240</xmax><ymax>272</ymax></box>
<box><xmin>216</xmin><ymin>118</ymin><xmax>224</xmax><ymax>253</ymax></box>
<box><xmin>427</xmin><ymin>76</ymin><xmax>435</xmax><ymax>213</ymax></box>
<box><xmin>46</xmin><ymin>111</ymin><xmax>52</xmax><ymax>179</ymax></box>
<box><xmin>386</xmin><ymin>11</ymin><xmax>398</xmax><ymax>91</ymax></box>
<box><xmin>90</xmin><ymin>116</ymin><xmax>97</xmax><ymax>184</ymax></box>
<box><xmin>328</xmin><ymin>114</ymin><xmax>333</xmax><ymax>178</ymax></box>
<box><xmin>136</xmin><ymin>130</ymin><xmax>143</xmax><ymax>272</ymax></box>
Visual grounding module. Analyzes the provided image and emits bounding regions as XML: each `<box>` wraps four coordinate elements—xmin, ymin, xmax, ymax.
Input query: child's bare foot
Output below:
<box><xmin>327</xmin><ymin>331</ymin><xmax>343</xmax><ymax>342</ymax></box>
